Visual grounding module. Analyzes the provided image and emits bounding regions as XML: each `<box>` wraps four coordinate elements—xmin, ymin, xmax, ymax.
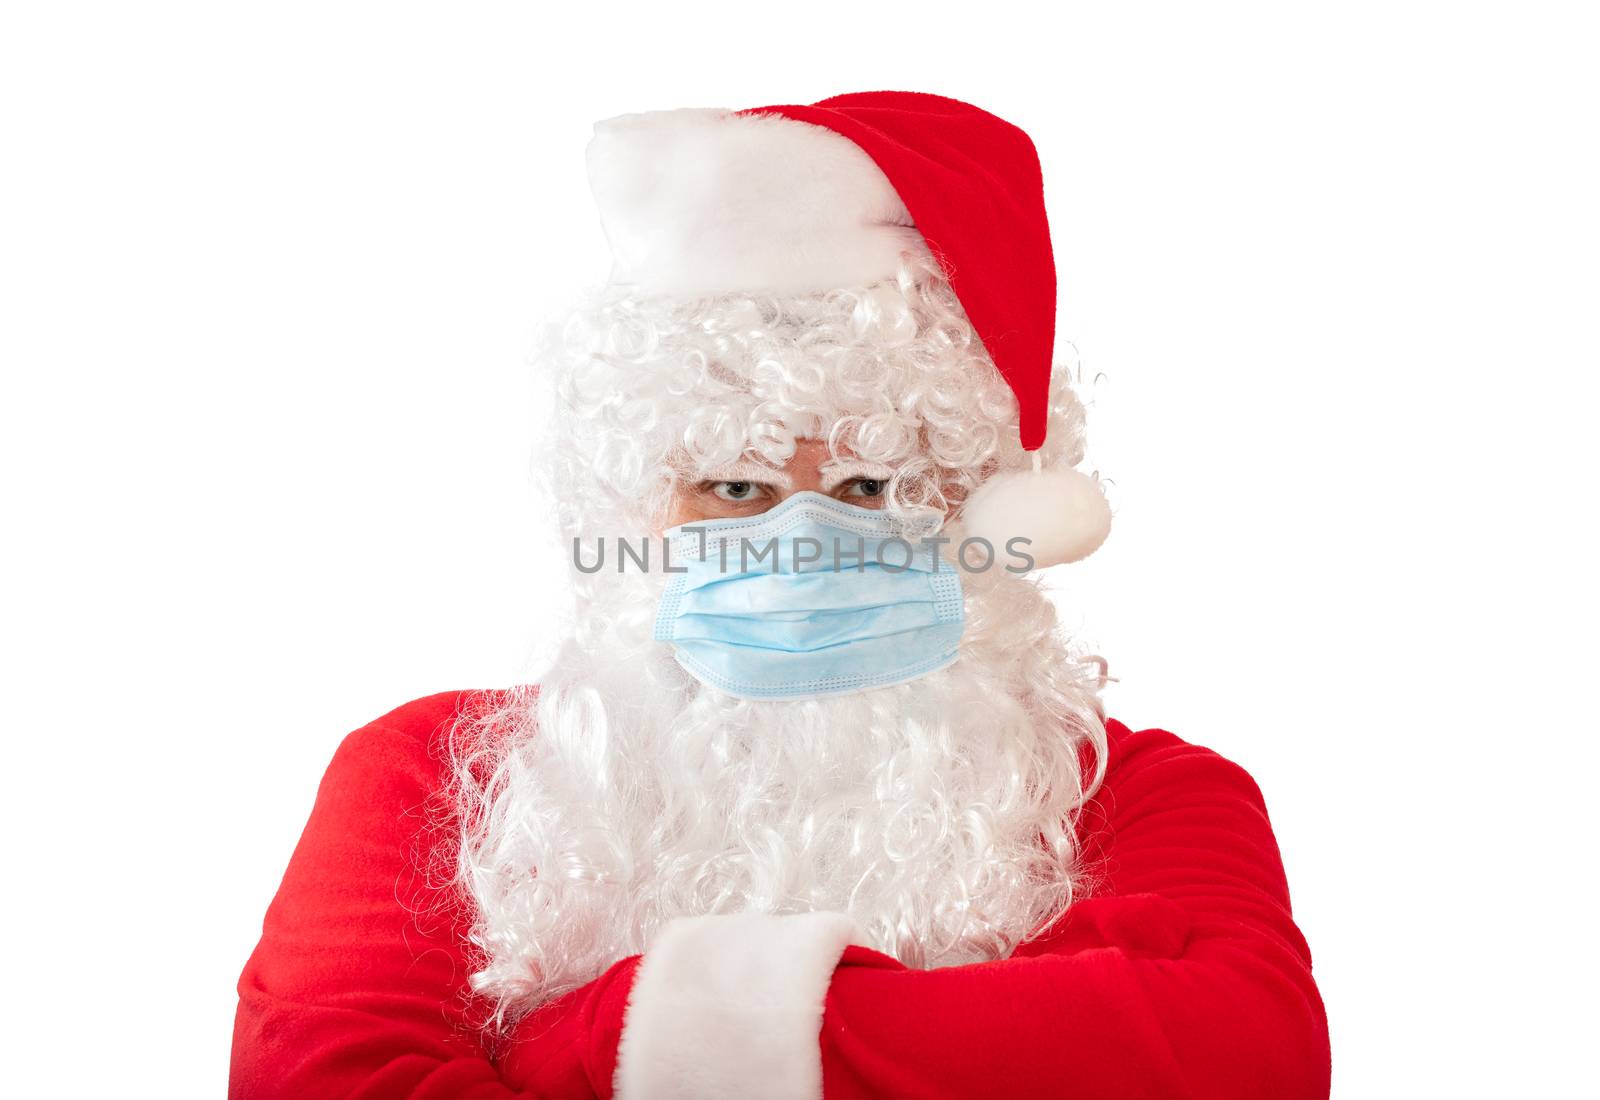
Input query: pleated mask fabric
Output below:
<box><xmin>653</xmin><ymin>491</ymin><xmax>966</xmax><ymax>700</ymax></box>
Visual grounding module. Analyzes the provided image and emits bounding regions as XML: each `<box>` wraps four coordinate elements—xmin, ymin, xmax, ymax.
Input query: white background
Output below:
<box><xmin>3</xmin><ymin>2</ymin><xmax>1596</xmax><ymax>1096</ymax></box>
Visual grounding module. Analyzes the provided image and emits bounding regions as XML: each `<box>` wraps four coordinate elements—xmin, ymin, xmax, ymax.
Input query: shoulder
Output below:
<box><xmin>1075</xmin><ymin>717</ymin><xmax>1295</xmax><ymax>904</ymax></box>
<box><xmin>315</xmin><ymin>688</ymin><xmax>515</xmax><ymax>806</ymax></box>
<box><xmin>1080</xmin><ymin>718</ymin><xmax>1282</xmax><ymax>884</ymax></box>
<box><xmin>274</xmin><ymin>688</ymin><xmax>521</xmax><ymax>906</ymax></box>
<box><xmin>1099</xmin><ymin>716</ymin><xmax>1272</xmax><ymax>811</ymax></box>
<box><xmin>364</xmin><ymin>688</ymin><xmax>492</xmax><ymax>748</ymax></box>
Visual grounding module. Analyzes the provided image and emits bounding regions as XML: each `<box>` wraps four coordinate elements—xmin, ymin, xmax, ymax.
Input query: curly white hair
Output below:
<box><xmin>446</xmin><ymin>250</ymin><xmax>1108</xmax><ymax>1034</ymax></box>
<box><xmin>538</xmin><ymin>248</ymin><xmax>1091</xmax><ymax>539</ymax></box>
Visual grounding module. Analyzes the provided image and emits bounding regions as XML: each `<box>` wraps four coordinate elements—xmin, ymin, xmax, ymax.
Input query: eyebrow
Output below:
<box><xmin>698</xmin><ymin>460</ymin><xmax>792</xmax><ymax>490</ymax></box>
<box><xmin>818</xmin><ymin>459</ymin><xmax>895</xmax><ymax>493</ymax></box>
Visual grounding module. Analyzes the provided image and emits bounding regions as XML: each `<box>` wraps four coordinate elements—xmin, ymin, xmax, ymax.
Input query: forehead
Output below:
<box><xmin>782</xmin><ymin>438</ymin><xmax>835</xmax><ymax>467</ymax></box>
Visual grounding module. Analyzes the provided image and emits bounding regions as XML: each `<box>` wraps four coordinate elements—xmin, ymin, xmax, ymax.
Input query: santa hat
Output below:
<box><xmin>585</xmin><ymin>91</ymin><xmax>1110</xmax><ymax>567</ymax></box>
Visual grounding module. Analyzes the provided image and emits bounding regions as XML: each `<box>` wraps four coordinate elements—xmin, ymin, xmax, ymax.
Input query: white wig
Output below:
<box><xmin>538</xmin><ymin>248</ymin><xmax>1092</xmax><ymax>539</ymax></box>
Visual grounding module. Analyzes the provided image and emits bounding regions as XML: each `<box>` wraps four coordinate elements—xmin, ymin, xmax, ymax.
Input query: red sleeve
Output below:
<box><xmin>810</xmin><ymin>722</ymin><xmax>1331</xmax><ymax>1099</ymax></box>
<box><xmin>234</xmin><ymin>704</ymin><xmax>1328</xmax><ymax>1099</ymax></box>
<box><xmin>229</xmin><ymin>691</ymin><xmax>639</xmax><ymax>1100</ymax></box>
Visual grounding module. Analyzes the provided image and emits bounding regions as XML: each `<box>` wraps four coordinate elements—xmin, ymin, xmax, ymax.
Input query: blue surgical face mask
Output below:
<box><xmin>653</xmin><ymin>491</ymin><xmax>966</xmax><ymax>701</ymax></box>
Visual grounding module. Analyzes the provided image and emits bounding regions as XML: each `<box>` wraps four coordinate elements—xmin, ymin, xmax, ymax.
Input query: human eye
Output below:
<box><xmin>710</xmin><ymin>480</ymin><xmax>764</xmax><ymax>502</ymax></box>
<box><xmin>840</xmin><ymin>477</ymin><xmax>887</xmax><ymax>499</ymax></box>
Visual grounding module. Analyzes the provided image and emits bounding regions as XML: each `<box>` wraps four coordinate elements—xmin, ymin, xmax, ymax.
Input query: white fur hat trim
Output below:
<box><xmin>586</xmin><ymin>107</ymin><xmax>933</xmax><ymax>299</ymax></box>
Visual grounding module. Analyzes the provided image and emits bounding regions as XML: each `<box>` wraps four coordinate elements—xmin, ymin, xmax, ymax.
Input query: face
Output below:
<box><xmin>661</xmin><ymin>438</ymin><xmax>893</xmax><ymax>530</ymax></box>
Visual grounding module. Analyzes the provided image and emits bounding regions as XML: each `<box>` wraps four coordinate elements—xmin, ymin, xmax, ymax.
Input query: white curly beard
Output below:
<box><xmin>449</xmin><ymin>558</ymin><xmax>1106</xmax><ymax>1029</ymax></box>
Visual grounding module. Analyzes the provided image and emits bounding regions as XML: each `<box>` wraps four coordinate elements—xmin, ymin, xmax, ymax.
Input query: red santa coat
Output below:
<box><xmin>230</xmin><ymin>690</ymin><xmax>1330</xmax><ymax>1098</ymax></box>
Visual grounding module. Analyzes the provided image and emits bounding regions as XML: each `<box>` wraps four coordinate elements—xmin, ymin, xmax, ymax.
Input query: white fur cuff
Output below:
<box><xmin>613</xmin><ymin>911</ymin><xmax>862</xmax><ymax>1100</ymax></box>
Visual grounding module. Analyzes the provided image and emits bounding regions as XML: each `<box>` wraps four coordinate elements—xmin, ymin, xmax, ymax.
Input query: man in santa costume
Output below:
<box><xmin>231</xmin><ymin>92</ymin><xmax>1331</xmax><ymax>1098</ymax></box>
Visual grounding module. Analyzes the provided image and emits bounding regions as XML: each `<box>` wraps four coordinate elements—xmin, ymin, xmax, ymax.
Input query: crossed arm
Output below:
<box><xmin>229</xmin><ymin>691</ymin><xmax>1329</xmax><ymax>1099</ymax></box>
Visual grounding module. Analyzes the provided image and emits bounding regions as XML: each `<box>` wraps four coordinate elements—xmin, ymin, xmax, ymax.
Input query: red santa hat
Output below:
<box><xmin>585</xmin><ymin>90</ymin><xmax>1110</xmax><ymax>567</ymax></box>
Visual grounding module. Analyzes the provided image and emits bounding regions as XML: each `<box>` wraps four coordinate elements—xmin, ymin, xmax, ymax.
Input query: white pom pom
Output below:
<box><xmin>959</xmin><ymin>466</ymin><xmax>1111</xmax><ymax>569</ymax></box>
